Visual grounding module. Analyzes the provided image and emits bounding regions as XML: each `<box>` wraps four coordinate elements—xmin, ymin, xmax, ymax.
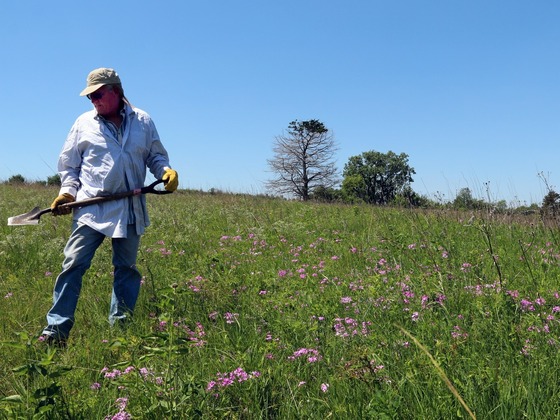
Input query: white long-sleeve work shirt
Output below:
<box><xmin>57</xmin><ymin>103</ymin><xmax>171</xmax><ymax>238</ymax></box>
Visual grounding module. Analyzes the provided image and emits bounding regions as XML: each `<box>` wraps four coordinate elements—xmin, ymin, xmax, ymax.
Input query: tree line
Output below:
<box><xmin>3</xmin><ymin>119</ymin><xmax>554</xmax><ymax>214</ymax></box>
<box><xmin>265</xmin><ymin>119</ymin><xmax>545</xmax><ymax>213</ymax></box>
<box><xmin>3</xmin><ymin>174</ymin><xmax>61</xmax><ymax>186</ymax></box>
<box><xmin>266</xmin><ymin>119</ymin><xmax>419</xmax><ymax>205</ymax></box>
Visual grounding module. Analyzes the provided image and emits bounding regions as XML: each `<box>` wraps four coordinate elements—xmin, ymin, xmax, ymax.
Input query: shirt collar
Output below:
<box><xmin>122</xmin><ymin>101</ymin><xmax>135</xmax><ymax>117</ymax></box>
<box><xmin>94</xmin><ymin>101</ymin><xmax>134</xmax><ymax>120</ymax></box>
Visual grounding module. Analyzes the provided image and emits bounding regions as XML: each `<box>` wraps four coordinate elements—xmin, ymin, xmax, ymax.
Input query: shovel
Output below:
<box><xmin>7</xmin><ymin>179</ymin><xmax>172</xmax><ymax>226</ymax></box>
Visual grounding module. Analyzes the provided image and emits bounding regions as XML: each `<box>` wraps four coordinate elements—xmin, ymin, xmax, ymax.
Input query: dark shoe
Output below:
<box><xmin>39</xmin><ymin>332</ymin><xmax>67</xmax><ymax>348</ymax></box>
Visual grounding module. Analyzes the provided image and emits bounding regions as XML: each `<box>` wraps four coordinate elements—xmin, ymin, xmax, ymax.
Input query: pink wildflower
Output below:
<box><xmin>224</xmin><ymin>312</ymin><xmax>238</xmax><ymax>324</ymax></box>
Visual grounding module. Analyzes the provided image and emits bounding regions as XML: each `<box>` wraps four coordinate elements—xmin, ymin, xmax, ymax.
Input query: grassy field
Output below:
<box><xmin>1</xmin><ymin>183</ymin><xmax>560</xmax><ymax>419</ymax></box>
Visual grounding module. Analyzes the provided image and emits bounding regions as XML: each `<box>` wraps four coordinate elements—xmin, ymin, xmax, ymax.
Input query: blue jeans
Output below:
<box><xmin>43</xmin><ymin>222</ymin><xmax>142</xmax><ymax>339</ymax></box>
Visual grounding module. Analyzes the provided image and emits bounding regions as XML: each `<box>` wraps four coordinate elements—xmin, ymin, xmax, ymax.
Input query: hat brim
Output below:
<box><xmin>79</xmin><ymin>83</ymin><xmax>107</xmax><ymax>96</ymax></box>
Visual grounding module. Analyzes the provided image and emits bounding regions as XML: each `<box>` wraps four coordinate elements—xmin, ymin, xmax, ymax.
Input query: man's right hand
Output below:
<box><xmin>50</xmin><ymin>193</ymin><xmax>75</xmax><ymax>216</ymax></box>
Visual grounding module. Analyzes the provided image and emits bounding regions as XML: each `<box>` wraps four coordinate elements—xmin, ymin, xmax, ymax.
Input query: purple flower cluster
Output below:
<box><xmin>451</xmin><ymin>325</ymin><xmax>469</xmax><ymax>340</ymax></box>
<box><xmin>97</xmin><ymin>366</ymin><xmax>162</xmax><ymax>389</ymax></box>
<box><xmin>224</xmin><ymin>312</ymin><xmax>239</xmax><ymax>324</ymax></box>
<box><xmin>104</xmin><ymin>397</ymin><xmax>131</xmax><ymax>420</ymax></box>
<box><xmin>206</xmin><ymin>367</ymin><xmax>261</xmax><ymax>391</ymax></box>
<box><xmin>333</xmin><ymin>317</ymin><xmax>372</xmax><ymax>338</ymax></box>
<box><xmin>155</xmin><ymin>319</ymin><xmax>207</xmax><ymax>346</ymax></box>
<box><xmin>288</xmin><ymin>347</ymin><xmax>322</xmax><ymax>363</ymax></box>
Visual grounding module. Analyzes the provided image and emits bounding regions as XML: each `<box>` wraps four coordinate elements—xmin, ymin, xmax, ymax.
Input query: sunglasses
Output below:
<box><xmin>87</xmin><ymin>90</ymin><xmax>107</xmax><ymax>101</ymax></box>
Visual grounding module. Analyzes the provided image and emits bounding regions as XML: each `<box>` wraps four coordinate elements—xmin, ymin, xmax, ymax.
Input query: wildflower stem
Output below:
<box><xmin>396</xmin><ymin>324</ymin><xmax>476</xmax><ymax>420</ymax></box>
<box><xmin>517</xmin><ymin>239</ymin><xmax>537</xmax><ymax>289</ymax></box>
<box><xmin>478</xmin><ymin>223</ymin><xmax>503</xmax><ymax>288</ymax></box>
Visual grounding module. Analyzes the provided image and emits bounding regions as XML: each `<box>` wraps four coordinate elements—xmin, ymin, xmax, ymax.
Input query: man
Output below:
<box><xmin>41</xmin><ymin>68</ymin><xmax>178</xmax><ymax>346</ymax></box>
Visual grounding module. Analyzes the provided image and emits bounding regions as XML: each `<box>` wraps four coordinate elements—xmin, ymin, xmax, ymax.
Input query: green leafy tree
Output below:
<box><xmin>452</xmin><ymin>187</ymin><xmax>485</xmax><ymax>210</ymax></box>
<box><xmin>342</xmin><ymin>150</ymin><xmax>415</xmax><ymax>204</ymax></box>
<box><xmin>341</xmin><ymin>174</ymin><xmax>366</xmax><ymax>203</ymax></box>
<box><xmin>266</xmin><ymin>120</ymin><xmax>339</xmax><ymax>201</ymax></box>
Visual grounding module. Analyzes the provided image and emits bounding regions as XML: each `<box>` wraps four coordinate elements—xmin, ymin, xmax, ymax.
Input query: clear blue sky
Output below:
<box><xmin>1</xmin><ymin>1</ymin><xmax>559</xmax><ymax>206</ymax></box>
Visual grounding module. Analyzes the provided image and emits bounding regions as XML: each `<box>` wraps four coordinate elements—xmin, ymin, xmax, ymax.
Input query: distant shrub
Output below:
<box><xmin>312</xmin><ymin>186</ymin><xmax>342</xmax><ymax>202</ymax></box>
<box><xmin>47</xmin><ymin>174</ymin><xmax>61</xmax><ymax>186</ymax></box>
<box><xmin>7</xmin><ymin>174</ymin><xmax>25</xmax><ymax>184</ymax></box>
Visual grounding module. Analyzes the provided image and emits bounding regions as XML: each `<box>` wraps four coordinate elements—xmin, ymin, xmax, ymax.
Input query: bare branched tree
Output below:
<box><xmin>266</xmin><ymin>120</ymin><xmax>339</xmax><ymax>200</ymax></box>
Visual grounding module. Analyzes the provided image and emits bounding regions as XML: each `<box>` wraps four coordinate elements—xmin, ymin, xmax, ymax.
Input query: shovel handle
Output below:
<box><xmin>60</xmin><ymin>179</ymin><xmax>172</xmax><ymax>210</ymax></box>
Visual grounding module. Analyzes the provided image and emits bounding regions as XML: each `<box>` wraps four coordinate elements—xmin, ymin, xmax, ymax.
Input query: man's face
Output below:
<box><xmin>87</xmin><ymin>85</ymin><xmax>121</xmax><ymax>117</ymax></box>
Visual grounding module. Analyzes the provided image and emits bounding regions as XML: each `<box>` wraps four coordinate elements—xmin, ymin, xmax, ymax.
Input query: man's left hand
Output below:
<box><xmin>162</xmin><ymin>168</ymin><xmax>179</xmax><ymax>192</ymax></box>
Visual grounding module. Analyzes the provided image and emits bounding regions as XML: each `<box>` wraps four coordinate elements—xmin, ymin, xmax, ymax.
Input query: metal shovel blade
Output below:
<box><xmin>7</xmin><ymin>207</ymin><xmax>50</xmax><ymax>226</ymax></box>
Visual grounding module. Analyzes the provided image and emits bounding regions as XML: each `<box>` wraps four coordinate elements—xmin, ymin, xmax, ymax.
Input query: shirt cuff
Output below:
<box><xmin>59</xmin><ymin>186</ymin><xmax>77</xmax><ymax>197</ymax></box>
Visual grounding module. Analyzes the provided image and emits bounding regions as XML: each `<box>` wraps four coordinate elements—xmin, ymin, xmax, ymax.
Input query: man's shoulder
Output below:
<box><xmin>130</xmin><ymin>106</ymin><xmax>149</xmax><ymax>117</ymax></box>
<box><xmin>128</xmin><ymin>106</ymin><xmax>153</xmax><ymax>124</ymax></box>
<box><xmin>71</xmin><ymin>109</ymin><xmax>98</xmax><ymax>129</ymax></box>
<box><xmin>75</xmin><ymin>109</ymin><xmax>97</xmax><ymax>122</ymax></box>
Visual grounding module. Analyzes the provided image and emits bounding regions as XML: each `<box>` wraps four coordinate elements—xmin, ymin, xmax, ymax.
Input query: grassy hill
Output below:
<box><xmin>1</xmin><ymin>184</ymin><xmax>559</xmax><ymax>418</ymax></box>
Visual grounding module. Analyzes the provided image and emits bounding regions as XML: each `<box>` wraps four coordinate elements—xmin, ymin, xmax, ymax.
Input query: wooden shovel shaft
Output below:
<box><xmin>7</xmin><ymin>179</ymin><xmax>171</xmax><ymax>226</ymax></box>
<box><xmin>60</xmin><ymin>179</ymin><xmax>170</xmax><ymax>210</ymax></box>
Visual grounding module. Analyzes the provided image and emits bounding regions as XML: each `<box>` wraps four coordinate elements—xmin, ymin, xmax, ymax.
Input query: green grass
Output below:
<box><xmin>1</xmin><ymin>184</ymin><xmax>560</xmax><ymax>418</ymax></box>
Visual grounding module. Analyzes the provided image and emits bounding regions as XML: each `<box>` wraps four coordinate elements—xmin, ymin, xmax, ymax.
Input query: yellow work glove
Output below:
<box><xmin>162</xmin><ymin>168</ymin><xmax>179</xmax><ymax>192</ymax></box>
<box><xmin>50</xmin><ymin>193</ymin><xmax>75</xmax><ymax>216</ymax></box>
